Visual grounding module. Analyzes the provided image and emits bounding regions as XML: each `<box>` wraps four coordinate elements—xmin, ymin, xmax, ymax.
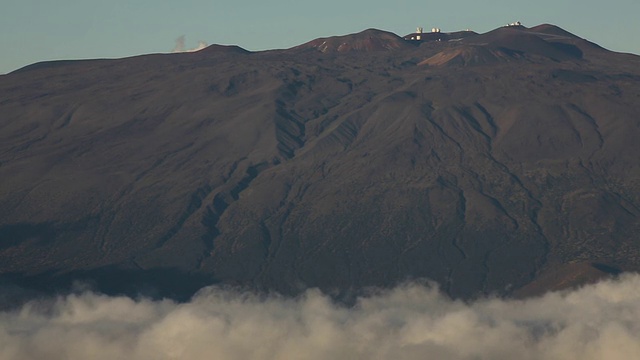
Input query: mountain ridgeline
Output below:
<box><xmin>1</xmin><ymin>24</ymin><xmax>639</xmax><ymax>300</ymax></box>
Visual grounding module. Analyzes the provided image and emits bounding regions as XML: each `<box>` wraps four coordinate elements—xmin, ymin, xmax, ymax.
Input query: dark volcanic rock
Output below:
<box><xmin>294</xmin><ymin>28</ymin><xmax>415</xmax><ymax>53</ymax></box>
<box><xmin>1</xmin><ymin>25</ymin><xmax>639</xmax><ymax>300</ymax></box>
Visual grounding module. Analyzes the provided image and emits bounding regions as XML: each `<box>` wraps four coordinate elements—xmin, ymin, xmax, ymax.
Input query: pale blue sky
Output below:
<box><xmin>1</xmin><ymin>0</ymin><xmax>639</xmax><ymax>74</ymax></box>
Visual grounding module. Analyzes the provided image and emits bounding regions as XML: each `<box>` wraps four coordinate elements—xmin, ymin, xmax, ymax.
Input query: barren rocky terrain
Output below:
<box><xmin>1</xmin><ymin>24</ymin><xmax>639</xmax><ymax>300</ymax></box>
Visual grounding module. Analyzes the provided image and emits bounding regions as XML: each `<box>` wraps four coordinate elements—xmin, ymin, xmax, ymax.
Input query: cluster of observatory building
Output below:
<box><xmin>404</xmin><ymin>21</ymin><xmax>522</xmax><ymax>42</ymax></box>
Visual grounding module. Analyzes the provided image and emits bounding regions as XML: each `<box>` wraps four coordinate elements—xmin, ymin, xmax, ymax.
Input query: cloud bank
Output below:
<box><xmin>1</xmin><ymin>274</ymin><xmax>640</xmax><ymax>360</ymax></box>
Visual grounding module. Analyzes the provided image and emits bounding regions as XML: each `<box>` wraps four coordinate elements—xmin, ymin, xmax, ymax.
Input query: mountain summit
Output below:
<box><xmin>1</xmin><ymin>24</ymin><xmax>639</xmax><ymax>300</ymax></box>
<box><xmin>294</xmin><ymin>28</ymin><xmax>413</xmax><ymax>53</ymax></box>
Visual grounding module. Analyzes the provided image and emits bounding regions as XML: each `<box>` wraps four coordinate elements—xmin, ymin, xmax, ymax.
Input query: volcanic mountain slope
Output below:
<box><xmin>294</xmin><ymin>28</ymin><xmax>413</xmax><ymax>53</ymax></box>
<box><xmin>1</xmin><ymin>24</ymin><xmax>639</xmax><ymax>299</ymax></box>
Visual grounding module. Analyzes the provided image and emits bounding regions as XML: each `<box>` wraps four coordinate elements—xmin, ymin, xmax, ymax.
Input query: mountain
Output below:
<box><xmin>1</xmin><ymin>24</ymin><xmax>639</xmax><ymax>300</ymax></box>
<box><xmin>293</xmin><ymin>28</ymin><xmax>413</xmax><ymax>53</ymax></box>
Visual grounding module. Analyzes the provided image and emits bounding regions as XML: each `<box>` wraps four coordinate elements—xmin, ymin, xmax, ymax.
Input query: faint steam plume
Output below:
<box><xmin>172</xmin><ymin>35</ymin><xmax>207</xmax><ymax>53</ymax></box>
<box><xmin>192</xmin><ymin>41</ymin><xmax>208</xmax><ymax>52</ymax></box>
<box><xmin>1</xmin><ymin>274</ymin><xmax>640</xmax><ymax>360</ymax></box>
<box><xmin>172</xmin><ymin>35</ymin><xmax>186</xmax><ymax>52</ymax></box>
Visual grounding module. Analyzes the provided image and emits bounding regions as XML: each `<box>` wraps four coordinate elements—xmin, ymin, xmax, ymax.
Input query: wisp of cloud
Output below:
<box><xmin>172</xmin><ymin>35</ymin><xmax>207</xmax><ymax>53</ymax></box>
<box><xmin>1</xmin><ymin>274</ymin><xmax>639</xmax><ymax>360</ymax></box>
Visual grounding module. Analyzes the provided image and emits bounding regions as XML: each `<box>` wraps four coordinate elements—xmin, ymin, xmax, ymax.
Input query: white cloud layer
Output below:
<box><xmin>1</xmin><ymin>274</ymin><xmax>640</xmax><ymax>360</ymax></box>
